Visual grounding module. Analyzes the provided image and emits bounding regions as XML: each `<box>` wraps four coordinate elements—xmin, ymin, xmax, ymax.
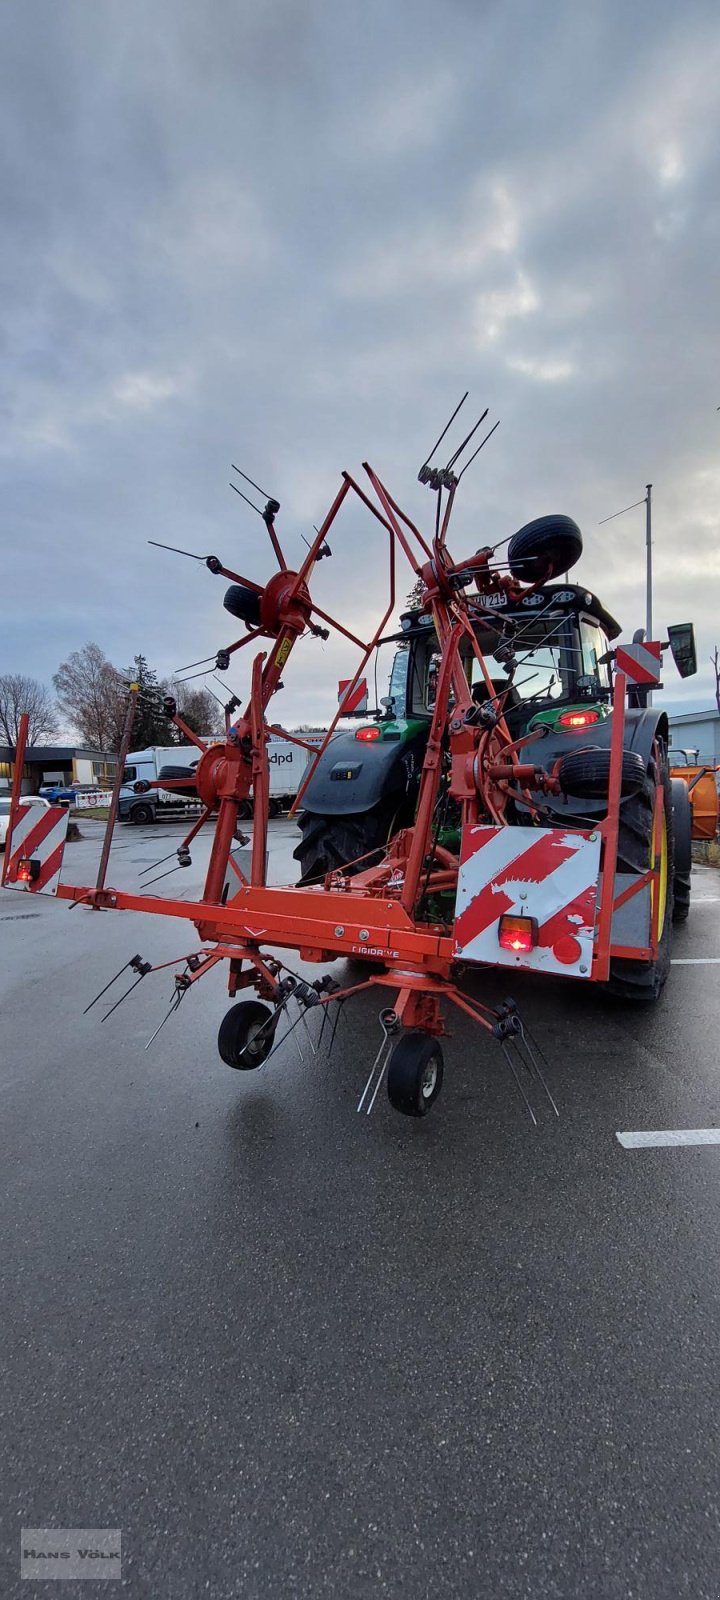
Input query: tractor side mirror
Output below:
<box><xmin>667</xmin><ymin>623</ymin><xmax>697</xmax><ymax>679</ymax></box>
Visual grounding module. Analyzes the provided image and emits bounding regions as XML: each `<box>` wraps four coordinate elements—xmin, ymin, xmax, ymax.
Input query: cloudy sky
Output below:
<box><xmin>3</xmin><ymin>0</ymin><xmax>719</xmax><ymax>729</ymax></box>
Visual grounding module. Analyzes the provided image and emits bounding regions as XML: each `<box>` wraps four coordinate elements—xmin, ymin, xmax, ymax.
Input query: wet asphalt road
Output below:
<box><xmin>1</xmin><ymin>818</ymin><xmax>719</xmax><ymax>1599</ymax></box>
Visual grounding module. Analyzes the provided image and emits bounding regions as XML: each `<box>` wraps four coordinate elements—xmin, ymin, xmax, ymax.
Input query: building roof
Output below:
<box><xmin>667</xmin><ymin>710</ymin><xmax>720</xmax><ymax>726</ymax></box>
<box><xmin>0</xmin><ymin>744</ymin><xmax>116</xmax><ymax>761</ymax></box>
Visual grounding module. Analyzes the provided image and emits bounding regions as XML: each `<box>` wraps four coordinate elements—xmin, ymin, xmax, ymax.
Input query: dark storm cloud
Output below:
<box><xmin>2</xmin><ymin>0</ymin><xmax>719</xmax><ymax>725</ymax></box>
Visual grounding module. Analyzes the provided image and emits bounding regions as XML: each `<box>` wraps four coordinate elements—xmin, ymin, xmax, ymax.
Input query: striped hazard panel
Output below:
<box><xmin>615</xmin><ymin>641</ymin><xmax>662</xmax><ymax>685</ymax></box>
<box><xmin>453</xmin><ymin>826</ymin><xmax>602</xmax><ymax>978</ymax></box>
<box><xmin>4</xmin><ymin>804</ymin><xmax>70</xmax><ymax>895</ymax></box>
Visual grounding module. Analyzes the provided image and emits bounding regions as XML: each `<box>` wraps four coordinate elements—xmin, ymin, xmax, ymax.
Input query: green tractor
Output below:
<box><xmin>295</xmin><ymin>569</ymin><xmax>695</xmax><ymax>1000</ymax></box>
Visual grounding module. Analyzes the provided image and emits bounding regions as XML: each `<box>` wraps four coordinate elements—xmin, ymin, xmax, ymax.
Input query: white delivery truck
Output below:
<box><xmin>118</xmin><ymin>737</ymin><xmax>322</xmax><ymax>825</ymax></box>
<box><xmin>118</xmin><ymin>746</ymin><xmax>203</xmax><ymax>826</ymax></box>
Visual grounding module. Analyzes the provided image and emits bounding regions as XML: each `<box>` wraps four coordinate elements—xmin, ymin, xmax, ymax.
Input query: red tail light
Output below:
<box><xmin>355</xmin><ymin>726</ymin><xmax>381</xmax><ymax>742</ymax></box>
<box><xmin>498</xmin><ymin>914</ymin><xmax>537</xmax><ymax>953</ymax></box>
<box><xmin>558</xmin><ymin>709</ymin><xmax>600</xmax><ymax>729</ymax></box>
<box><xmin>17</xmin><ymin>857</ymin><xmax>40</xmax><ymax>883</ymax></box>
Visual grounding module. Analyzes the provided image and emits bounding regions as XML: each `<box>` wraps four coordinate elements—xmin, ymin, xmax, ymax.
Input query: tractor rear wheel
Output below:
<box><xmin>607</xmin><ymin>753</ymin><xmax>674</xmax><ymax>1001</ymax></box>
<box><xmin>294</xmin><ymin>806</ymin><xmax>397</xmax><ymax>885</ymax></box>
<box><xmin>671</xmin><ymin>778</ymin><xmax>692</xmax><ymax>924</ymax></box>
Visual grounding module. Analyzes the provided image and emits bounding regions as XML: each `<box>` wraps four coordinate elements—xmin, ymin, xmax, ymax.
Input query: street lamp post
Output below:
<box><xmin>645</xmin><ymin>483</ymin><xmax>652</xmax><ymax>643</ymax></box>
<box><xmin>599</xmin><ymin>483</ymin><xmax>654</xmax><ymax>705</ymax></box>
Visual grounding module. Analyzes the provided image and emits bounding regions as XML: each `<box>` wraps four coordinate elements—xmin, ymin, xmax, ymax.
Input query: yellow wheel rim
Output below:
<box><xmin>651</xmin><ymin>804</ymin><xmax>668</xmax><ymax>938</ymax></box>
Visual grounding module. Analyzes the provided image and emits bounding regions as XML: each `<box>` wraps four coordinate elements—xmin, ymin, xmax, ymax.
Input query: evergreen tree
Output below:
<box><xmin>128</xmin><ymin>655</ymin><xmax>172</xmax><ymax>747</ymax></box>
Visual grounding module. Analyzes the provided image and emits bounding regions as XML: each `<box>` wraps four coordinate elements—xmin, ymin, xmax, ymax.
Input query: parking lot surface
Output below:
<box><xmin>1</xmin><ymin>818</ymin><xmax>719</xmax><ymax>1597</ymax></box>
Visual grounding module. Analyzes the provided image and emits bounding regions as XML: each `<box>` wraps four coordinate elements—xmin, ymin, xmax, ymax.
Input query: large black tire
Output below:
<box><xmin>157</xmin><ymin>764</ymin><xmax>198</xmax><ymax>781</ymax></box>
<box><xmin>671</xmin><ymin>777</ymin><xmax>692</xmax><ymax>923</ymax></box>
<box><xmin>558</xmin><ymin>747</ymin><xmax>646</xmax><ymax>799</ymax></box>
<box><xmin>507</xmin><ymin>515</ymin><xmax>583</xmax><ymax>583</ymax></box>
<box><xmin>130</xmin><ymin>802</ymin><xmax>154</xmax><ymax>825</ymax></box>
<box><xmin>223</xmin><ymin>584</ymin><xmax>262</xmax><ymax>627</ymax></box>
<box><xmin>387</xmin><ymin>1033</ymin><xmax>444</xmax><ymax>1117</ymax></box>
<box><xmin>294</xmin><ymin>806</ymin><xmax>397</xmax><ymax>885</ymax></box>
<box><xmin>607</xmin><ymin>752</ymin><xmax>674</xmax><ymax>1001</ymax></box>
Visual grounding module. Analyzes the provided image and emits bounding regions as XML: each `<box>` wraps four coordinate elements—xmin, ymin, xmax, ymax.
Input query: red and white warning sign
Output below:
<box><xmin>453</xmin><ymin>825</ymin><xmax>601</xmax><ymax>977</ymax></box>
<box><xmin>3</xmin><ymin>803</ymin><xmax>70</xmax><ymax>895</ymax></box>
<box><xmin>338</xmin><ymin>678</ymin><xmax>368</xmax><ymax>715</ymax></box>
<box><xmin>615</xmin><ymin>640</ymin><xmax>662</xmax><ymax>686</ymax></box>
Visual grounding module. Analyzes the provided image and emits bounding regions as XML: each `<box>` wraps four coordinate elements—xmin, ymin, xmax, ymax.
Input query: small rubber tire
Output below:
<box><xmin>157</xmin><ymin>764</ymin><xmax>198</xmax><ymax>781</ymax></box>
<box><xmin>507</xmin><ymin>515</ymin><xmax>583</xmax><ymax>583</ymax></box>
<box><xmin>130</xmin><ymin>802</ymin><xmax>154</xmax><ymax>825</ymax></box>
<box><xmin>223</xmin><ymin>584</ymin><xmax>262</xmax><ymax>627</ymax></box>
<box><xmin>218</xmin><ymin>1001</ymin><xmax>276</xmax><ymax>1070</ymax></box>
<box><xmin>558</xmin><ymin>747</ymin><xmax>646</xmax><ymax>799</ymax></box>
<box><xmin>671</xmin><ymin>777</ymin><xmax>692</xmax><ymax>924</ymax></box>
<box><xmin>386</xmin><ymin>1032</ymin><xmax>444</xmax><ymax>1117</ymax></box>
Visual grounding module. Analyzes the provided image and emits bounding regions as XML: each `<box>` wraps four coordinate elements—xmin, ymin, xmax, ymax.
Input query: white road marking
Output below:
<box><xmin>671</xmin><ymin>958</ymin><xmax>720</xmax><ymax>964</ymax></box>
<box><xmin>617</xmin><ymin>1129</ymin><xmax>720</xmax><ymax>1148</ymax></box>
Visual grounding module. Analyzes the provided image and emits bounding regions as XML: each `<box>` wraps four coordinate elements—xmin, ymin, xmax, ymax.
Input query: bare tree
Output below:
<box><xmin>164</xmin><ymin>678</ymin><xmax>224</xmax><ymax>740</ymax></box>
<box><xmin>0</xmin><ymin>674</ymin><xmax>58</xmax><ymax>745</ymax></box>
<box><xmin>712</xmin><ymin>646</ymin><xmax>720</xmax><ymax>713</ymax></box>
<box><xmin>53</xmin><ymin>643</ymin><xmax>125</xmax><ymax>750</ymax></box>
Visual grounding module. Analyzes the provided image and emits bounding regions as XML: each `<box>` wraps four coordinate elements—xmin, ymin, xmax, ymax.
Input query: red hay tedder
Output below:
<box><xmin>3</xmin><ymin>401</ymin><xmax>699</xmax><ymax>1123</ymax></box>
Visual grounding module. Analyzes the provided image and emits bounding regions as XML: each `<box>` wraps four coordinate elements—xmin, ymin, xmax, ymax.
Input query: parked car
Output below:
<box><xmin>0</xmin><ymin>793</ymin><xmax>50</xmax><ymax>849</ymax></box>
<box><xmin>38</xmin><ymin>782</ymin><xmax>99</xmax><ymax>805</ymax></box>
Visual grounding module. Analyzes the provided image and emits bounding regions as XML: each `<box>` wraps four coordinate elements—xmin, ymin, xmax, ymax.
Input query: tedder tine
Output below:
<box><xmin>145</xmin><ymin>990</ymin><xmax>185</xmax><ymax>1049</ymax></box>
<box><xmin>500</xmin><ymin>1041</ymin><xmax>538</xmax><ymax>1127</ymax></box>
<box><xmin>517</xmin><ymin>1022</ymin><xmax>560</xmax><ymax>1118</ymax></box>
<box><xmin>84</xmin><ymin>956</ymin><xmax>136</xmax><ymax>1015</ymax></box>
<box><xmin>101</xmin><ymin>974</ymin><xmax>146</xmax><ymax>1023</ymax></box>
<box><xmin>357</xmin><ymin>1010</ymin><xmax>398</xmax><ymax>1116</ymax></box>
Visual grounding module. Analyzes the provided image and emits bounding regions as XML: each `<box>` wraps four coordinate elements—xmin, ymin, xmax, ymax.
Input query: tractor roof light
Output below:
<box><xmin>558</xmin><ymin>708</ymin><xmax>601</xmax><ymax>729</ymax></box>
<box><xmin>498</xmin><ymin>914</ymin><xmax>538</xmax><ymax>954</ymax></box>
<box><xmin>355</xmin><ymin>726</ymin><xmax>381</xmax><ymax>742</ymax></box>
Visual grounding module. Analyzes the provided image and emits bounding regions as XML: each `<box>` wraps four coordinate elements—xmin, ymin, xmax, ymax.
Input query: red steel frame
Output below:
<box><xmin>38</xmin><ymin>465</ymin><xmax>666</xmax><ymax>1030</ymax></box>
<box><xmin>1</xmin><ymin>712</ymin><xmax>29</xmax><ymax>887</ymax></box>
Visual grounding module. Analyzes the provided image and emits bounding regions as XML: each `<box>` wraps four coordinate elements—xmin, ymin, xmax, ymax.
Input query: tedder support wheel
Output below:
<box><xmin>294</xmin><ymin>806</ymin><xmax>398</xmax><ymax>886</ymax></box>
<box><xmin>386</xmin><ymin>1032</ymin><xmax>444</xmax><ymax>1117</ymax></box>
<box><xmin>218</xmin><ymin>1001</ymin><xmax>277</xmax><ymax>1069</ymax></box>
<box><xmin>606</xmin><ymin>752</ymin><xmax>675</xmax><ymax>1002</ymax></box>
<box><xmin>507</xmin><ymin>515</ymin><xmax>583</xmax><ymax>584</ymax></box>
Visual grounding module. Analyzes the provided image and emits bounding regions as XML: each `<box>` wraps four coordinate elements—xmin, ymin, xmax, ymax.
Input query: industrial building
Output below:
<box><xmin>668</xmin><ymin>708</ymin><xmax>720</xmax><ymax>765</ymax></box>
<box><xmin>0</xmin><ymin>744</ymin><xmax>117</xmax><ymax>795</ymax></box>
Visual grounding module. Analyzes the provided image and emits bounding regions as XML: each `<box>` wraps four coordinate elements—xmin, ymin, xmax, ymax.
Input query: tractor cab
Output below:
<box><xmin>387</xmin><ymin>584</ymin><xmax>621</xmax><ymax>738</ymax></box>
